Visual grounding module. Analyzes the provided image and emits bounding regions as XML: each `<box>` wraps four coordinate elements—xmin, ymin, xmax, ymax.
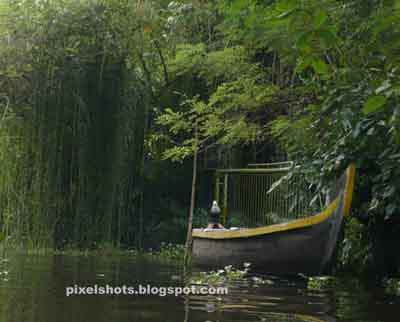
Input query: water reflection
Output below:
<box><xmin>0</xmin><ymin>254</ymin><xmax>397</xmax><ymax>322</ymax></box>
<box><xmin>185</xmin><ymin>276</ymin><xmax>336</xmax><ymax>322</ymax></box>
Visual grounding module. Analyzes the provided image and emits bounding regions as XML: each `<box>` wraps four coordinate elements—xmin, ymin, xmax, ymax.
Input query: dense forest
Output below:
<box><xmin>0</xmin><ymin>0</ymin><xmax>399</xmax><ymax>276</ymax></box>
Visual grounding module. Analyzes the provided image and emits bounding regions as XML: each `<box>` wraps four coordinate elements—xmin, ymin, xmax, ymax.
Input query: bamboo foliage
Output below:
<box><xmin>0</xmin><ymin>0</ymin><xmax>154</xmax><ymax>249</ymax></box>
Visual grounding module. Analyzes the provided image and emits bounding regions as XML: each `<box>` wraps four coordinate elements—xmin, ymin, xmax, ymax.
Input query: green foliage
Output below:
<box><xmin>339</xmin><ymin>218</ymin><xmax>372</xmax><ymax>274</ymax></box>
<box><xmin>384</xmin><ymin>278</ymin><xmax>400</xmax><ymax>296</ymax></box>
<box><xmin>0</xmin><ymin>0</ymin><xmax>164</xmax><ymax>249</ymax></box>
<box><xmin>156</xmin><ymin>0</ymin><xmax>400</xmax><ymax>275</ymax></box>
<box><xmin>307</xmin><ymin>276</ymin><xmax>336</xmax><ymax>291</ymax></box>
<box><xmin>154</xmin><ymin>43</ymin><xmax>277</xmax><ymax>162</ymax></box>
<box><xmin>1</xmin><ymin>0</ymin><xmax>400</xmax><ymax>277</ymax></box>
<box><xmin>149</xmin><ymin>1</ymin><xmax>400</xmax><ymax>278</ymax></box>
<box><xmin>363</xmin><ymin>96</ymin><xmax>387</xmax><ymax>115</ymax></box>
<box><xmin>265</xmin><ymin>0</ymin><xmax>400</xmax><ymax>227</ymax></box>
<box><xmin>168</xmin><ymin>43</ymin><xmax>207</xmax><ymax>77</ymax></box>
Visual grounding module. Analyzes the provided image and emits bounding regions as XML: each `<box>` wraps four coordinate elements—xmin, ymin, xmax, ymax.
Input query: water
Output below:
<box><xmin>0</xmin><ymin>254</ymin><xmax>398</xmax><ymax>322</ymax></box>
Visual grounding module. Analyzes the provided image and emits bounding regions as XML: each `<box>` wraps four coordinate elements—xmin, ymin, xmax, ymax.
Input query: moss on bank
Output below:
<box><xmin>0</xmin><ymin>242</ymin><xmax>186</xmax><ymax>263</ymax></box>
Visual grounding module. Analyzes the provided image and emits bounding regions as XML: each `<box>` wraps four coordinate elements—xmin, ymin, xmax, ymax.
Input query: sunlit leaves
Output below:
<box><xmin>168</xmin><ymin>43</ymin><xmax>206</xmax><ymax>76</ymax></box>
<box><xmin>156</xmin><ymin>73</ymin><xmax>275</xmax><ymax>161</ymax></box>
<box><xmin>375</xmin><ymin>80</ymin><xmax>391</xmax><ymax>94</ymax></box>
<box><xmin>296</xmin><ymin>31</ymin><xmax>313</xmax><ymax>51</ymax></box>
<box><xmin>311</xmin><ymin>59</ymin><xmax>329</xmax><ymax>75</ymax></box>
<box><xmin>362</xmin><ymin>96</ymin><xmax>387</xmax><ymax>114</ymax></box>
<box><xmin>201</xmin><ymin>46</ymin><xmax>252</xmax><ymax>84</ymax></box>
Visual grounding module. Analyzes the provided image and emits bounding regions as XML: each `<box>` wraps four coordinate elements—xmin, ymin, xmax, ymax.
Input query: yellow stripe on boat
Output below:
<box><xmin>343</xmin><ymin>163</ymin><xmax>355</xmax><ymax>217</ymax></box>
<box><xmin>192</xmin><ymin>198</ymin><xmax>339</xmax><ymax>239</ymax></box>
<box><xmin>294</xmin><ymin>314</ymin><xmax>326</xmax><ymax>322</ymax></box>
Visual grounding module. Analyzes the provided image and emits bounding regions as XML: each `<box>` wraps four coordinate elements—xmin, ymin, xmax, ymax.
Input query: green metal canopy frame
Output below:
<box><xmin>213</xmin><ymin>162</ymin><xmax>320</xmax><ymax>227</ymax></box>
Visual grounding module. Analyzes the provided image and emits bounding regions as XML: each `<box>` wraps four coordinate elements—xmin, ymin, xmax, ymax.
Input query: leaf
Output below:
<box><xmin>352</xmin><ymin>122</ymin><xmax>362</xmax><ymax>138</ymax></box>
<box><xmin>312</xmin><ymin>59</ymin><xmax>329</xmax><ymax>75</ymax></box>
<box><xmin>267</xmin><ymin>177</ymin><xmax>283</xmax><ymax>194</ymax></box>
<box><xmin>295</xmin><ymin>57</ymin><xmax>312</xmax><ymax>72</ymax></box>
<box><xmin>385</xmin><ymin>203</ymin><xmax>396</xmax><ymax>217</ymax></box>
<box><xmin>296</xmin><ymin>31</ymin><xmax>313</xmax><ymax>50</ymax></box>
<box><xmin>277</xmin><ymin>9</ymin><xmax>295</xmax><ymax>19</ymax></box>
<box><xmin>383</xmin><ymin>186</ymin><xmax>395</xmax><ymax>199</ymax></box>
<box><xmin>366</xmin><ymin>126</ymin><xmax>375</xmax><ymax>135</ymax></box>
<box><xmin>318</xmin><ymin>29</ymin><xmax>336</xmax><ymax>47</ymax></box>
<box><xmin>362</xmin><ymin>95</ymin><xmax>387</xmax><ymax>114</ymax></box>
<box><xmin>313</xmin><ymin>10</ymin><xmax>327</xmax><ymax>28</ymax></box>
<box><xmin>375</xmin><ymin>80</ymin><xmax>391</xmax><ymax>94</ymax></box>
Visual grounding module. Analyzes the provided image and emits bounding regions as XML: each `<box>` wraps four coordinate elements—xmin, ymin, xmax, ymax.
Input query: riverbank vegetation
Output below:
<box><xmin>3</xmin><ymin>242</ymin><xmax>186</xmax><ymax>264</ymax></box>
<box><xmin>0</xmin><ymin>0</ymin><xmax>399</xmax><ymax>277</ymax></box>
<box><xmin>189</xmin><ymin>262</ymin><xmax>276</xmax><ymax>287</ymax></box>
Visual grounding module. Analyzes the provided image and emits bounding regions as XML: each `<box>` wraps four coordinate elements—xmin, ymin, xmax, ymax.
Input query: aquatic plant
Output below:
<box><xmin>144</xmin><ymin>243</ymin><xmax>185</xmax><ymax>261</ymax></box>
<box><xmin>189</xmin><ymin>262</ymin><xmax>273</xmax><ymax>286</ymax></box>
<box><xmin>190</xmin><ymin>264</ymin><xmax>250</xmax><ymax>285</ymax></box>
<box><xmin>307</xmin><ymin>276</ymin><xmax>336</xmax><ymax>291</ymax></box>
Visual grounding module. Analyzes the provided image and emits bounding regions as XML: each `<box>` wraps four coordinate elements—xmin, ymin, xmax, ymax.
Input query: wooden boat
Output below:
<box><xmin>192</xmin><ymin>164</ymin><xmax>355</xmax><ymax>275</ymax></box>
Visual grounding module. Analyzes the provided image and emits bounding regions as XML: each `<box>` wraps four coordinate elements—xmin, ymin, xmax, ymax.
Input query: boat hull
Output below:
<box><xmin>193</xmin><ymin>219</ymin><xmax>337</xmax><ymax>275</ymax></box>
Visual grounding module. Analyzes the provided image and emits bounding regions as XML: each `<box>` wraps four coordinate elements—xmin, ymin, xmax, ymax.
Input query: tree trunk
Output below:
<box><xmin>184</xmin><ymin>128</ymin><xmax>198</xmax><ymax>267</ymax></box>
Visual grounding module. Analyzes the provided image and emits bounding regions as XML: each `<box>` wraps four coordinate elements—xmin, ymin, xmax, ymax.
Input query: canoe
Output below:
<box><xmin>192</xmin><ymin>164</ymin><xmax>355</xmax><ymax>275</ymax></box>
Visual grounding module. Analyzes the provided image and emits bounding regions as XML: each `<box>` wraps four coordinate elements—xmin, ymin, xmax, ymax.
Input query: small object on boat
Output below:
<box><xmin>207</xmin><ymin>200</ymin><xmax>225</xmax><ymax>229</ymax></box>
<box><xmin>204</xmin><ymin>227</ymin><xmax>227</xmax><ymax>232</ymax></box>
<box><xmin>211</xmin><ymin>200</ymin><xmax>220</xmax><ymax>214</ymax></box>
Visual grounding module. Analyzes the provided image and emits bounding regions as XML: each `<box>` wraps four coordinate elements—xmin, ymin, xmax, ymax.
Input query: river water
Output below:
<box><xmin>0</xmin><ymin>254</ymin><xmax>398</xmax><ymax>322</ymax></box>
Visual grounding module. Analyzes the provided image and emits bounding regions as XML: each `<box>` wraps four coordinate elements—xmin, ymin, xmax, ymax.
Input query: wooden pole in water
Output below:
<box><xmin>184</xmin><ymin>122</ymin><xmax>198</xmax><ymax>268</ymax></box>
<box><xmin>223</xmin><ymin>173</ymin><xmax>228</xmax><ymax>225</ymax></box>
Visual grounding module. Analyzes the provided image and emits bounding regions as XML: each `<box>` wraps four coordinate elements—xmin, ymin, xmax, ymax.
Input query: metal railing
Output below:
<box><xmin>247</xmin><ymin>161</ymin><xmax>294</xmax><ymax>169</ymax></box>
<box><xmin>214</xmin><ymin>163</ymin><xmax>321</xmax><ymax>227</ymax></box>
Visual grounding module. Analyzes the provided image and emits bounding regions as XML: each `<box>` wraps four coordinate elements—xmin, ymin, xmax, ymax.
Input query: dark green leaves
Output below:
<box><xmin>296</xmin><ymin>31</ymin><xmax>313</xmax><ymax>51</ymax></box>
<box><xmin>318</xmin><ymin>29</ymin><xmax>336</xmax><ymax>47</ymax></box>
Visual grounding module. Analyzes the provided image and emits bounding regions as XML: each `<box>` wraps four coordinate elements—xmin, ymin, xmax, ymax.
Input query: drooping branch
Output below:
<box><xmin>153</xmin><ymin>39</ymin><xmax>169</xmax><ymax>86</ymax></box>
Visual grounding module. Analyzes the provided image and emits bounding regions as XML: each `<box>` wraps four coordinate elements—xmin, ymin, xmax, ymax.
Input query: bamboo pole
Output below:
<box><xmin>223</xmin><ymin>173</ymin><xmax>228</xmax><ymax>225</ymax></box>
